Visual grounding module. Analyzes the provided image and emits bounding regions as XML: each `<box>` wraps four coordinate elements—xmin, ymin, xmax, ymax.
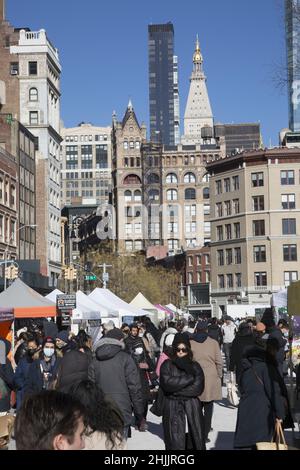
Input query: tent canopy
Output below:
<box><xmin>0</xmin><ymin>279</ymin><xmax>56</xmax><ymax>318</ymax></box>
<box><xmin>130</xmin><ymin>293</ymin><xmax>159</xmax><ymax>323</ymax></box>
<box><xmin>89</xmin><ymin>288</ymin><xmax>152</xmax><ymax>321</ymax></box>
<box><xmin>45</xmin><ymin>289</ymin><xmax>64</xmax><ymax>304</ymax></box>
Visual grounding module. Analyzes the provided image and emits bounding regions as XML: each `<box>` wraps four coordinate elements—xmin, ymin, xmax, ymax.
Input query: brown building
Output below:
<box><xmin>0</xmin><ymin>144</ymin><xmax>17</xmax><ymax>265</ymax></box>
<box><xmin>0</xmin><ymin>114</ymin><xmax>37</xmax><ymax>260</ymax></box>
<box><xmin>207</xmin><ymin>147</ymin><xmax>300</xmax><ymax>318</ymax></box>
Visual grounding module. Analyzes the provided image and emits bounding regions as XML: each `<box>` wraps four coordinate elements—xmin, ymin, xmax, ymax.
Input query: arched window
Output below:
<box><xmin>135</xmin><ymin>141</ymin><xmax>140</xmax><ymax>149</ymax></box>
<box><xmin>184</xmin><ymin>172</ymin><xmax>196</xmax><ymax>184</ymax></box>
<box><xmin>149</xmin><ymin>189</ymin><xmax>159</xmax><ymax>201</ymax></box>
<box><xmin>203</xmin><ymin>187</ymin><xmax>210</xmax><ymax>199</ymax></box>
<box><xmin>202</xmin><ymin>173</ymin><xmax>210</xmax><ymax>183</ymax></box>
<box><xmin>166</xmin><ymin>173</ymin><xmax>178</xmax><ymax>184</ymax></box>
<box><xmin>123</xmin><ymin>174</ymin><xmax>142</xmax><ymax>185</ymax></box>
<box><xmin>124</xmin><ymin>190</ymin><xmax>132</xmax><ymax>202</ymax></box>
<box><xmin>147</xmin><ymin>173</ymin><xmax>159</xmax><ymax>184</ymax></box>
<box><xmin>167</xmin><ymin>189</ymin><xmax>178</xmax><ymax>201</ymax></box>
<box><xmin>185</xmin><ymin>188</ymin><xmax>196</xmax><ymax>200</ymax></box>
<box><xmin>129</xmin><ymin>141</ymin><xmax>134</xmax><ymax>149</ymax></box>
<box><xmin>29</xmin><ymin>87</ymin><xmax>38</xmax><ymax>101</ymax></box>
<box><xmin>123</xmin><ymin>141</ymin><xmax>128</xmax><ymax>150</ymax></box>
<box><xmin>134</xmin><ymin>190</ymin><xmax>142</xmax><ymax>202</ymax></box>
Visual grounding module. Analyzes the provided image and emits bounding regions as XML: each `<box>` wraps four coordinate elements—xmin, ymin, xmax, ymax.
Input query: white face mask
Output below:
<box><xmin>138</xmin><ymin>332</ymin><xmax>144</xmax><ymax>337</ymax></box>
<box><xmin>134</xmin><ymin>347</ymin><xmax>143</xmax><ymax>355</ymax></box>
<box><xmin>44</xmin><ymin>347</ymin><xmax>55</xmax><ymax>358</ymax></box>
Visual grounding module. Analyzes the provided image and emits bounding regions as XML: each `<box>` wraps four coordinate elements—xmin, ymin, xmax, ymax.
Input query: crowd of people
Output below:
<box><xmin>0</xmin><ymin>310</ymin><xmax>296</xmax><ymax>450</ymax></box>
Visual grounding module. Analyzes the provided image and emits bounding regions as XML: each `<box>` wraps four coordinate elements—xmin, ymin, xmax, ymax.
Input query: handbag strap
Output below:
<box><xmin>251</xmin><ymin>366</ymin><xmax>264</xmax><ymax>386</ymax></box>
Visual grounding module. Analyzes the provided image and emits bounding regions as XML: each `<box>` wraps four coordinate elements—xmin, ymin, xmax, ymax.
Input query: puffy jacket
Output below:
<box><xmin>88</xmin><ymin>338</ymin><xmax>144</xmax><ymax>426</ymax></box>
<box><xmin>56</xmin><ymin>349</ymin><xmax>92</xmax><ymax>393</ymax></box>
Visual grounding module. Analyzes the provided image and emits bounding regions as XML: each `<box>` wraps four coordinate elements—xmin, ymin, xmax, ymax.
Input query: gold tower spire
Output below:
<box><xmin>193</xmin><ymin>34</ymin><xmax>203</xmax><ymax>64</ymax></box>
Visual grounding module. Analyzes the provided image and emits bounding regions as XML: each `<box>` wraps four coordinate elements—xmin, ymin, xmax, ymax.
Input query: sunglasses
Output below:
<box><xmin>176</xmin><ymin>347</ymin><xmax>188</xmax><ymax>353</ymax></box>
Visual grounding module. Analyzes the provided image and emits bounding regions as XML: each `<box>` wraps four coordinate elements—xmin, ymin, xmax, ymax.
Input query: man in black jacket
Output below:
<box><xmin>88</xmin><ymin>328</ymin><xmax>145</xmax><ymax>438</ymax></box>
<box><xmin>0</xmin><ymin>338</ymin><xmax>14</xmax><ymax>413</ymax></box>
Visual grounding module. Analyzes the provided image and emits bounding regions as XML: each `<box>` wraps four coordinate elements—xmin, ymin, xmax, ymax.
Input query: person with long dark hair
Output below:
<box><xmin>68</xmin><ymin>380</ymin><xmax>126</xmax><ymax>450</ymax></box>
<box><xmin>160</xmin><ymin>333</ymin><xmax>206</xmax><ymax>450</ymax></box>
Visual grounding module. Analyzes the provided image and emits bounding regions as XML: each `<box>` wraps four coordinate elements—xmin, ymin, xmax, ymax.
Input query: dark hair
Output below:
<box><xmin>75</xmin><ymin>330</ymin><xmax>89</xmax><ymax>350</ymax></box>
<box><xmin>171</xmin><ymin>343</ymin><xmax>193</xmax><ymax>362</ymax></box>
<box><xmin>188</xmin><ymin>320</ymin><xmax>196</xmax><ymax>328</ymax></box>
<box><xmin>14</xmin><ymin>390</ymin><xmax>86</xmax><ymax>450</ymax></box>
<box><xmin>130</xmin><ymin>323</ymin><xmax>139</xmax><ymax>330</ymax></box>
<box><xmin>69</xmin><ymin>380</ymin><xmax>124</xmax><ymax>450</ymax></box>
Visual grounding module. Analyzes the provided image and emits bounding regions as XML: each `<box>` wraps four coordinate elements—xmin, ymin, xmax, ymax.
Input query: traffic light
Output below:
<box><xmin>72</xmin><ymin>268</ymin><xmax>77</xmax><ymax>280</ymax></box>
<box><xmin>84</xmin><ymin>261</ymin><xmax>92</xmax><ymax>272</ymax></box>
<box><xmin>11</xmin><ymin>265</ymin><xmax>18</xmax><ymax>280</ymax></box>
<box><xmin>5</xmin><ymin>266</ymin><xmax>11</xmax><ymax>279</ymax></box>
<box><xmin>63</xmin><ymin>267</ymin><xmax>70</xmax><ymax>280</ymax></box>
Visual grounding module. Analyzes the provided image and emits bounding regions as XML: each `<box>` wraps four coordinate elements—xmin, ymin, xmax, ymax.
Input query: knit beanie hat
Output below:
<box><xmin>172</xmin><ymin>332</ymin><xmax>191</xmax><ymax>350</ymax></box>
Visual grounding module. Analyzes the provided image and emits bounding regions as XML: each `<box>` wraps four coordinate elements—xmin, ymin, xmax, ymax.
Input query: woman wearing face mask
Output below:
<box><xmin>25</xmin><ymin>337</ymin><xmax>61</xmax><ymax>396</ymax></box>
<box><xmin>14</xmin><ymin>336</ymin><xmax>41</xmax><ymax>409</ymax></box>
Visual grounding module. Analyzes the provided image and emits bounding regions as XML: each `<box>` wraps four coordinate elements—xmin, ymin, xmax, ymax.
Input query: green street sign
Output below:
<box><xmin>85</xmin><ymin>275</ymin><xmax>97</xmax><ymax>281</ymax></box>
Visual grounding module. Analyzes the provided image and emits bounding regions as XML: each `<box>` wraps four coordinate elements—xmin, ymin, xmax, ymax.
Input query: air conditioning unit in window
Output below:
<box><xmin>168</xmin><ymin>250</ymin><xmax>175</xmax><ymax>256</ymax></box>
<box><xmin>11</xmin><ymin>70</ymin><xmax>18</xmax><ymax>75</ymax></box>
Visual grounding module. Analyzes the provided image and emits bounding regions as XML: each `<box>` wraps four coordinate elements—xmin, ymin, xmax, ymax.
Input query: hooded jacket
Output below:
<box><xmin>88</xmin><ymin>337</ymin><xmax>144</xmax><ymax>426</ymax></box>
<box><xmin>56</xmin><ymin>349</ymin><xmax>92</xmax><ymax>394</ymax></box>
<box><xmin>229</xmin><ymin>327</ymin><xmax>256</xmax><ymax>384</ymax></box>
<box><xmin>160</xmin><ymin>328</ymin><xmax>178</xmax><ymax>352</ymax></box>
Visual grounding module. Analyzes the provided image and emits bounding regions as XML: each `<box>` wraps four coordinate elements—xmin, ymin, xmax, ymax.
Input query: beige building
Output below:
<box><xmin>207</xmin><ymin>148</ymin><xmax>300</xmax><ymax>317</ymax></box>
<box><xmin>60</xmin><ymin>123</ymin><xmax>112</xmax><ymax>207</ymax></box>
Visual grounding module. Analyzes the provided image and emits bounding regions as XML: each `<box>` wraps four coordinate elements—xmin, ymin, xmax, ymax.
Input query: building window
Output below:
<box><xmin>284</xmin><ymin>271</ymin><xmax>298</xmax><ymax>287</ymax></box>
<box><xmin>197</xmin><ymin>272</ymin><xmax>202</xmax><ymax>283</ymax></box>
<box><xmin>233</xmin><ymin>199</ymin><xmax>240</xmax><ymax>214</ymax></box>
<box><xmin>168</xmin><ymin>239</ymin><xmax>179</xmax><ymax>250</ymax></box>
<box><xmin>166</xmin><ymin>173</ymin><xmax>178</xmax><ymax>184</ymax></box>
<box><xmin>227</xmin><ymin>274</ymin><xmax>233</xmax><ymax>288</ymax></box>
<box><xmin>28</xmin><ymin>61</ymin><xmax>38</xmax><ymax>75</ymax></box>
<box><xmin>252</xmin><ymin>196</ymin><xmax>264</xmax><ymax>211</ymax></box>
<box><xmin>129</xmin><ymin>141</ymin><xmax>134</xmax><ymax>149</ymax></box>
<box><xmin>204</xmin><ymin>222</ymin><xmax>210</xmax><ymax>233</ymax></box>
<box><xmin>147</xmin><ymin>173</ymin><xmax>160</xmax><ymax>184</ymax></box>
<box><xmin>125</xmin><ymin>223</ymin><xmax>132</xmax><ymax>235</ymax></box>
<box><xmin>254</xmin><ymin>245</ymin><xmax>266</xmax><ymax>263</ymax></box>
<box><xmin>123</xmin><ymin>174</ymin><xmax>141</xmax><ymax>185</ymax></box>
<box><xmin>204</xmin><ymin>204</ymin><xmax>210</xmax><ymax>215</ymax></box>
<box><xmin>226</xmin><ymin>249</ymin><xmax>233</xmax><ymax>265</ymax></box>
<box><xmin>135</xmin><ymin>141</ymin><xmax>140</xmax><ymax>149</ymax></box>
<box><xmin>185</xmin><ymin>205</ymin><xmax>196</xmax><ymax>217</ymax></box>
<box><xmin>185</xmin><ymin>188</ymin><xmax>196</xmax><ymax>200</ymax></box>
<box><xmin>282</xmin><ymin>218</ymin><xmax>296</xmax><ymax>235</ymax></box>
<box><xmin>188</xmin><ymin>256</ymin><xmax>193</xmax><ymax>267</ymax></box>
<box><xmin>218</xmin><ymin>275</ymin><xmax>225</xmax><ymax>289</ymax></box>
<box><xmin>216</xmin><ymin>180</ymin><xmax>222</xmax><ymax>195</ymax></box>
<box><xmin>251</xmin><ymin>172</ymin><xmax>264</xmax><ymax>187</ymax></box>
<box><xmin>283</xmin><ymin>244</ymin><xmax>297</xmax><ymax>261</ymax></box>
<box><xmin>188</xmin><ymin>272</ymin><xmax>193</xmax><ymax>284</ymax></box>
<box><xmin>29</xmin><ymin>111</ymin><xmax>38</xmax><ymax>125</ymax></box>
<box><xmin>281</xmin><ymin>194</ymin><xmax>295</xmax><ymax>210</ymax></box>
<box><xmin>216</xmin><ymin>203</ymin><xmax>223</xmax><ymax>217</ymax></box>
<box><xmin>255</xmin><ymin>272</ymin><xmax>267</xmax><ymax>287</ymax></box>
<box><xmin>224</xmin><ymin>178</ymin><xmax>231</xmax><ymax>192</ymax></box>
<box><xmin>203</xmin><ymin>187</ymin><xmax>210</xmax><ymax>199</ymax></box>
<box><xmin>225</xmin><ymin>224</ymin><xmax>232</xmax><ymax>240</ymax></box>
<box><xmin>167</xmin><ymin>189</ymin><xmax>178</xmax><ymax>201</ymax></box>
<box><xmin>197</xmin><ymin>255</ymin><xmax>201</xmax><ymax>265</ymax></box>
<box><xmin>125</xmin><ymin>240</ymin><xmax>133</xmax><ymax>251</ymax></box>
<box><xmin>236</xmin><ymin>273</ymin><xmax>242</xmax><ymax>288</ymax></box>
<box><xmin>10</xmin><ymin>62</ymin><xmax>19</xmax><ymax>75</ymax></box>
<box><xmin>232</xmin><ymin>175</ymin><xmax>239</xmax><ymax>191</ymax></box>
<box><xmin>281</xmin><ymin>170</ymin><xmax>294</xmax><ymax>185</ymax></box>
<box><xmin>186</xmin><ymin>238</ymin><xmax>197</xmax><ymax>248</ymax></box>
<box><xmin>217</xmin><ymin>250</ymin><xmax>224</xmax><ymax>266</ymax></box>
<box><xmin>184</xmin><ymin>172</ymin><xmax>196</xmax><ymax>183</ymax></box>
<box><xmin>225</xmin><ymin>201</ymin><xmax>231</xmax><ymax>216</ymax></box>
<box><xmin>253</xmin><ymin>220</ymin><xmax>265</xmax><ymax>236</ymax></box>
<box><xmin>217</xmin><ymin>226</ymin><xmax>223</xmax><ymax>241</ymax></box>
<box><xmin>134</xmin><ymin>190</ymin><xmax>142</xmax><ymax>202</ymax></box>
<box><xmin>234</xmin><ymin>247</ymin><xmax>241</xmax><ymax>264</ymax></box>
<box><xmin>149</xmin><ymin>189</ymin><xmax>159</xmax><ymax>201</ymax></box>
<box><xmin>134</xmin><ymin>223</ymin><xmax>142</xmax><ymax>234</ymax></box>
<box><xmin>205</xmin><ymin>271</ymin><xmax>210</xmax><ymax>283</ymax></box>
<box><xmin>123</xmin><ymin>141</ymin><xmax>128</xmax><ymax>150</ymax></box>
<box><xmin>124</xmin><ymin>190</ymin><xmax>132</xmax><ymax>202</ymax></box>
<box><xmin>168</xmin><ymin>222</ymin><xmax>178</xmax><ymax>233</ymax></box>
<box><xmin>29</xmin><ymin>88</ymin><xmax>38</xmax><ymax>101</ymax></box>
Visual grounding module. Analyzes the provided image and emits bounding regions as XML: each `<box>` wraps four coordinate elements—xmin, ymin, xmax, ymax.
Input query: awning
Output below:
<box><xmin>0</xmin><ymin>308</ymin><xmax>14</xmax><ymax>322</ymax></box>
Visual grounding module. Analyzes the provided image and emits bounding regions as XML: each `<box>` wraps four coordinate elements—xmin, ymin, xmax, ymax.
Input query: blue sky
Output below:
<box><xmin>8</xmin><ymin>0</ymin><xmax>287</xmax><ymax>145</ymax></box>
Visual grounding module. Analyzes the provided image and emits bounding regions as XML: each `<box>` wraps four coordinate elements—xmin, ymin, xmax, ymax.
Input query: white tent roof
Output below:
<box><xmin>45</xmin><ymin>289</ymin><xmax>64</xmax><ymax>304</ymax></box>
<box><xmin>166</xmin><ymin>303</ymin><xmax>183</xmax><ymax>316</ymax></box>
<box><xmin>130</xmin><ymin>292</ymin><xmax>157</xmax><ymax>313</ymax></box>
<box><xmin>89</xmin><ymin>288</ymin><xmax>150</xmax><ymax>318</ymax></box>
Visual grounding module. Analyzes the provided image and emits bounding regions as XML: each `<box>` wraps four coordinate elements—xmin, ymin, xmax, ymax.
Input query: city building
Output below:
<box><xmin>148</xmin><ymin>23</ymin><xmax>178</xmax><ymax>146</ymax></box>
<box><xmin>185</xmin><ymin>245</ymin><xmax>211</xmax><ymax>317</ymax></box>
<box><xmin>112</xmin><ymin>100</ymin><xmax>147</xmax><ymax>253</ymax></box>
<box><xmin>207</xmin><ymin>147</ymin><xmax>300</xmax><ymax>318</ymax></box>
<box><xmin>214</xmin><ymin>123</ymin><xmax>261</xmax><ymax>156</ymax></box>
<box><xmin>60</xmin><ymin>122</ymin><xmax>112</xmax><ymax>208</ymax></box>
<box><xmin>181</xmin><ymin>36</ymin><xmax>215</xmax><ymax>146</ymax></box>
<box><xmin>0</xmin><ymin>114</ymin><xmax>37</xmax><ymax>260</ymax></box>
<box><xmin>285</xmin><ymin>0</ymin><xmax>300</xmax><ymax>132</ymax></box>
<box><xmin>9</xmin><ymin>27</ymin><xmax>62</xmax><ymax>286</ymax></box>
<box><xmin>0</xmin><ymin>145</ymin><xmax>17</xmax><ymax>265</ymax></box>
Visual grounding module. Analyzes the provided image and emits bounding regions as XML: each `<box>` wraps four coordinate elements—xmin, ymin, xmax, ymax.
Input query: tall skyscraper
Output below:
<box><xmin>148</xmin><ymin>23</ymin><xmax>178</xmax><ymax>146</ymax></box>
<box><xmin>285</xmin><ymin>0</ymin><xmax>300</xmax><ymax>131</ymax></box>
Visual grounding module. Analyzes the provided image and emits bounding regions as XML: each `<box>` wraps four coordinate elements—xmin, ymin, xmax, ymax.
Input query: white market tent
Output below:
<box><xmin>130</xmin><ymin>292</ymin><xmax>161</xmax><ymax>324</ymax></box>
<box><xmin>89</xmin><ymin>288</ymin><xmax>154</xmax><ymax>324</ymax></box>
<box><xmin>46</xmin><ymin>289</ymin><xmax>104</xmax><ymax>320</ymax></box>
<box><xmin>165</xmin><ymin>303</ymin><xmax>184</xmax><ymax>317</ymax></box>
<box><xmin>45</xmin><ymin>289</ymin><xmax>64</xmax><ymax>304</ymax></box>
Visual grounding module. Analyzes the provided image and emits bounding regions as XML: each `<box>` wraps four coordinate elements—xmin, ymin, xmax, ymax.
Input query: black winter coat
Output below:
<box><xmin>234</xmin><ymin>347</ymin><xmax>288</xmax><ymax>448</ymax></box>
<box><xmin>56</xmin><ymin>349</ymin><xmax>92</xmax><ymax>393</ymax></box>
<box><xmin>88</xmin><ymin>338</ymin><xmax>144</xmax><ymax>426</ymax></box>
<box><xmin>268</xmin><ymin>327</ymin><xmax>287</xmax><ymax>376</ymax></box>
<box><xmin>207</xmin><ymin>324</ymin><xmax>223</xmax><ymax>346</ymax></box>
<box><xmin>160</xmin><ymin>359</ymin><xmax>205</xmax><ymax>450</ymax></box>
<box><xmin>229</xmin><ymin>332</ymin><xmax>256</xmax><ymax>384</ymax></box>
<box><xmin>25</xmin><ymin>355</ymin><xmax>60</xmax><ymax>396</ymax></box>
<box><xmin>0</xmin><ymin>338</ymin><xmax>14</xmax><ymax>412</ymax></box>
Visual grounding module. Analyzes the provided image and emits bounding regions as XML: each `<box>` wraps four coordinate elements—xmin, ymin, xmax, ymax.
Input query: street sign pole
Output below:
<box><xmin>99</xmin><ymin>263</ymin><xmax>112</xmax><ymax>289</ymax></box>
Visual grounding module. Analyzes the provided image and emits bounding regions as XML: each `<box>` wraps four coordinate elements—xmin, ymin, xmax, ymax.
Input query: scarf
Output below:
<box><xmin>172</xmin><ymin>356</ymin><xmax>195</xmax><ymax>376</ymax></box>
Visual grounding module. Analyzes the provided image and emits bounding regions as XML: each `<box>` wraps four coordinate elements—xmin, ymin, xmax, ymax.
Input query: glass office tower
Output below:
<box><xmin>286</xmin><ymin>0</ymin><xmax>300</xmax><ymax>131</ymax></box>
<box><xmin>148</xmin><ymin>23</ymin><xmax>176</xmax><ymax>146</ymax></box>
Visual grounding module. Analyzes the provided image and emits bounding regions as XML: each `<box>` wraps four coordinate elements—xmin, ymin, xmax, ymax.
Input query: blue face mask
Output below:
<box><xmin>43</xmin><ymin>347</ymin><xmax>55</xmax><ymax>358</ymax></box>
